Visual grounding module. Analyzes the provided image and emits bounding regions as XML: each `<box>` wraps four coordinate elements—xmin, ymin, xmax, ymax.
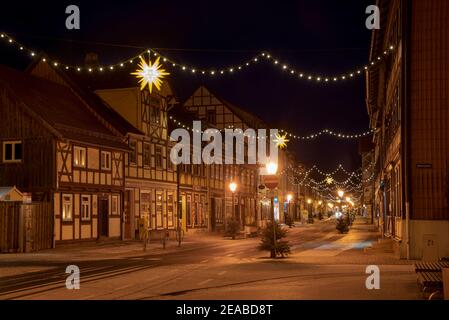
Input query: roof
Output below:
<box><xmin>25</xmin><ymin>58</ymin><xmax>143</xmax><ymax>137</ymax></box>
<box><xmin>168</xmin><ymin>104</ymin><xmax>212</xmax><ymax>132</ymax></box>
<box><xmin>0</xmin><ymin>186</ymin><xmax>23</xmax><ymax>201</ymax></box>
<box><xmin>0</xmin><ymin>65</ymin><xmax>130</xmax><ymax>150</ymax></box>
<box><xmin>366</xmin><ymin>0</ymin><xmax>390</xmax><ymax>122</ymax></box>
<box><xmin>191</xmin><ymin>86</ymin><xmax>270</xmax><ymax>130</ymax></box>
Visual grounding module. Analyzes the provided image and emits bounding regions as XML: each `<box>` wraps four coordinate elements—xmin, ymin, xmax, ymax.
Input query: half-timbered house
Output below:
<box><xmin>0</xmin><ymin>63</ymin><xmax>129</xmax><ymax>242</ymax></box>
<box><xmin>168</xmin><ymin>106</ymin><xmax>218</xmax><ymax>232</ymax></box>
<box><xmin>94</xmin><ymin>77</ymin><xmax>178</xmax><ymax>238</ymax></box>
<box><xmin>182</xmin><ymin>86</ymin><xmax>261</xmax><ymax>228</ymax></box>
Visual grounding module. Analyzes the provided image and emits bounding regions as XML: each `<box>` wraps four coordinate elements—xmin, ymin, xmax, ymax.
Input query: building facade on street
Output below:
<box><xmin>0</xmin><ymin>63</ymin><xmax>129</xmax><ymax>242</ymax></box>
<box><xmin>366</xmin><ymin>0</ymin><xmax>449</xmax><ymax>259</ymax></box>
<box><xmin>95</xmin><ymin>80</ymin><xmax>179</xmax><ymax>238</ymax></box>
<box><xmin>182</xmin><ymin>85</ymin><xmax>300</xmax><ymax>229</ymax></box>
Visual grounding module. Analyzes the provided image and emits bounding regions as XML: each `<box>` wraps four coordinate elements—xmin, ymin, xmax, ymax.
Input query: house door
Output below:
<box><xmin>99</xmin><ymin>199</ymin><xmax>109</xmax><ymax>237</ymax></box>
<box><xmin>124</xmin><ymin>190</ymin><xmax>132</xmax><ymax>239</ymax></box>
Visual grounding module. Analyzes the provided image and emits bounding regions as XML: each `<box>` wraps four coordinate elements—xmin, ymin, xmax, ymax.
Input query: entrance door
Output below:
<box><xmin>124</xmin><ymin>190</ymin><xmax>132</xmax><ymax>239</ymax></box>
<box><xmin>99</xmin><ymin>199</ymin><xmax>109</xmax><ymax>237</ymax></box>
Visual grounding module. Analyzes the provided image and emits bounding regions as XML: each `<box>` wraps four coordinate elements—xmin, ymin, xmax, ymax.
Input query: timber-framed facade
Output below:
<box><xmin>0</xmin><ymin>62</ymin><xmax>129</xmax><ymax>243</ymax></box>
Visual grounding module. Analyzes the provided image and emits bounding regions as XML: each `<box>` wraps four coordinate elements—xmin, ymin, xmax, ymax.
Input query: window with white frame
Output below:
<box><xmin>101</xmin><ymin>151</ymin><xmax>111</xmax><ymax>170</ymax></box>
<box><xmin>62</xmin><ymin>194</ymin><xmax>73</xmax><ymax>221</ymax></box>
<box><xmin>81</xmin><ymin>195</ymin><xmax>91</xmax><ymax>220</ymax></box>
<box><xmin>73</xmin><ymin>146</ymin><xmax>86</xmax><ymax>167</ymax></box>
<box><xmin>2</xmin><ymin>141</ymin><xmax>22</xmax><ymax>163</ymax></box>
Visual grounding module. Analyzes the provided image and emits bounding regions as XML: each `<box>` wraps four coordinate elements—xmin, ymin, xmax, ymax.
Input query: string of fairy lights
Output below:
<box><xmin>1</xmin><ymin>31</ymin><xmax>380</xmax><ymax>193</ymax></box>
<box><xmin>169</xmin><ymin>115</ymin><xmax>373</xmax><ymax>142</ymax></box>
<box><xmin>1</xmin><ymin>31</ymin><xmax>395</xmax><ymax>84</ymax></box>
<box><xmin>283</xmin><ymin>158</ymin><xmax>377</xmax><ymax>198</ymax></box>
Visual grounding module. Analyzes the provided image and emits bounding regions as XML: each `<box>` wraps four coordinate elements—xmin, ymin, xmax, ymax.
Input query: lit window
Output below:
<box><xmin>73</xmin><ymin>146</ymin><xmax>86</xmax><ymax>167</ymax></box>
<box><xmin>81</xmin><ymin>195</ymin><xmax>91</xmax><ymax>220</ymax></box>
<box><xmin>2</xmin><ymin>141</ymin><xmax>22</xmax><ymax>163</ymax></box>
<box><xmin>101</xmin><ymin>151</ymin><xmax>111</xmax><ymax>170</ymax></box>
<box><xmin>62</xmin><ymin>194</ymin><xmax>73</xmax><ymax>221</ymax></box>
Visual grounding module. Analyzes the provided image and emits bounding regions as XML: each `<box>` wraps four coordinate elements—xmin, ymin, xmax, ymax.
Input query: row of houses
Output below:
<box><xmin>362</xmin><ymin>0</ymin><xmax>449</xmax><ymax>260</ymax></box>
<box><xmin>0</xmin><ymin>55</ymin><xmax>307</xmax><ymax>247</ymax></box>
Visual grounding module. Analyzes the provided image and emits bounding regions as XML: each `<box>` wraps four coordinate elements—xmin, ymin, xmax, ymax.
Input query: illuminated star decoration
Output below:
<box><xmin>326</xmin><ymin>176</ymin><xmax>334</xmax><ymax>185</ymax></box>
<box><xmin>131</xmin><ymin>56</ymin><xmax>170</xmax><ymax>93</ymax></box>
<box><xmin>274</xmin><ymin>132</ymin><xmax>289</xmax><ymax>149</ymax></box>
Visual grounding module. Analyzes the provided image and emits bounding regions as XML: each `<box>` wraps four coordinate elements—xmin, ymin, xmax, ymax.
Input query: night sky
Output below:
<box><xmin>1</xmin><ymin>0</ymin><xmax>374</xmax><ymax>175</ymax></box>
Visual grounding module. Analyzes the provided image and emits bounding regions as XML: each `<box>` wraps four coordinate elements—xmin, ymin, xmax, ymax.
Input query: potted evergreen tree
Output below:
<box><xmin>259</xmin><ymin>221</ymin><xmax>291</xmax><ymax>258</ymax></box>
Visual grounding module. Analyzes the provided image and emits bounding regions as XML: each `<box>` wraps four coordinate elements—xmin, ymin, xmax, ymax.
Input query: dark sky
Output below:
<box><xmin>0</xmin><ymin>0</ymin><xmax>374</xmax><ymax>174</ymax></box>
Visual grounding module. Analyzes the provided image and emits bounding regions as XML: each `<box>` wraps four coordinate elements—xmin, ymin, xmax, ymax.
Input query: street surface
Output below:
<box><xmin>0</xmin><ymin>218</ymin><xmax>420</xmax><ymax>300</ymax></box>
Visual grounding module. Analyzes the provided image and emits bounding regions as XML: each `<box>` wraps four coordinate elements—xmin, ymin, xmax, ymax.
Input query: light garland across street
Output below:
<box><xmin>1</xmin><ymin>31</ymin><xmax>395</xmax><ymax>84</ymax></box>
<box><xmin>168</xmin><ymin>115</ymin><xmax>374</xmax><ymax>143</ymax></box>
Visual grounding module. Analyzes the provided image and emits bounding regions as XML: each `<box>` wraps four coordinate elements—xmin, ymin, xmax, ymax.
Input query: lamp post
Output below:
<box><xmin>318</xmin><ymin>200</ymin><xmax>323</xmax><ymax>220</ymax></box>
<box><xmin>286</xmin><ymin>193</ymin><xmax>293</xmax><ymax>223</ymax></box>
<box><xmin>307</xmin><ymin>198</ymin><xmax>313</xmax><ymax>223</ymax></box>
<box><xmin>264</xmin><ymin>161</ymin><xmax>278</xmax><ymax>258</ymax></box>
<box><xmin>229</xmin><ymin>181</ymin><xmax>237</xmax><ymax>239</ymax></box>
<box><xmin>229</xmin><ymin>182</ymin><xmax>237</xmax><ymax>220</ymax></box>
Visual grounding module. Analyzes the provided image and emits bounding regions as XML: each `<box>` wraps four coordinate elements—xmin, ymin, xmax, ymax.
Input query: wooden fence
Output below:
<box><xmin>0</xmin><ymin>202</ymin><xmax>53</xmax><ymax>253</ymax></box>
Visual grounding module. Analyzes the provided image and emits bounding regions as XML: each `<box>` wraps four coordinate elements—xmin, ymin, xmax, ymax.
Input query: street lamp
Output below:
<box><xmin>229</xmin><ymin>182</ymin><xmax>237</xmax><ymax>221</ymax></box>
<box><xmin>265</xmin><ymin>161</ymin><xmax>278</xmax><ymax>258</ymax></box>
<box><xmin>266</xmin><ymin>162</ymin><xmax>278</xmax><ymax>175</ymax></box>
<box><xmin>307</xmin><ymin>198</ymin><xmax>313</xmax><ymax>223</ymax></box>
<box><xmin>338</xmin><ymin>190</ymin><xmax>344</xmax><ymax>198</ymax></box>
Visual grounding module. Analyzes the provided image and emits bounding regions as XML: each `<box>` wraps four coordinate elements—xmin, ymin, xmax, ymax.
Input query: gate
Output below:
<box><xmin>0</xmin><ymin>202</ymin><xmax>53</xmax><ymax>253</ymax></box>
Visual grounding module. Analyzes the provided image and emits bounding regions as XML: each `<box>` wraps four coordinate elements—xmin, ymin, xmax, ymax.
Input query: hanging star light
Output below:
<box><xmin>325</xmin><ymin>176</ymin><xmax>334</xmax><ymax>185</ymax></box>
<box><xmin>131</xmin><ymin>56</ymin><xmax>170</xmax><ymax>93</ymax></box>
<box><xmin>274</xmin><ymin>132</ymin><xmax>289</xmax><ymax>149</ymax></box>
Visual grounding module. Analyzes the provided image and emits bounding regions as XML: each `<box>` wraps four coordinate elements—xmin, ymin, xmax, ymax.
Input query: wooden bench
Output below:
<box><xmin>417</xmin><ymin>271</ymin><xmax>443</xmax><ymax>300</ymax></box>
<box><xmin>414</xmin><ymin>261</ymin><xmax>449</xmax><ymax>273</ymax></box>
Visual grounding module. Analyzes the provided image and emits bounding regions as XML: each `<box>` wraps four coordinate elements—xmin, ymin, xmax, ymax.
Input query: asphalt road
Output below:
<box><xmin>0</xmin><ymin>218</ymin><xmax>419</xmax><ymax>300</ymax></box>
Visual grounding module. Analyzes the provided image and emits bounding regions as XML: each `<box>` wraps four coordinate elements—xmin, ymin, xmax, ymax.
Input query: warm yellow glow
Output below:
<box><xmin>287</xmin><ymin>194</ymin><xmax>293</xmax><ymax>202</ymax></box>
<box><xmin>273</xmin><ymin>132</ymin><xmax>289</xmax><ymax>149</ymax></box>
<box><xmin>337</xmin><ymin>190</ymin><xmax>344</xmax><ymax>198</ymax></box>
<box><xmin>328</xmin><ymin>203</ymin><xmax>334</xmax><ymax>208</ymax></box>
<box><xmin>345</xmin><ymin>197</ymin><xmax>351</xmax><ymax>202</ymax></box>
<box><xmin>325</xmin><ymin>176</ymin><xmax>333</xmax><ymax>185</ymax></box>
<box><xmin>318</xmin><ymin>201</ymin><xmax>322</xmax><ymax>205</ymax></box>
<box><xmin>131</xmin><ymin>56</ymin><xmax>170</xmax><ymax>93</ymax></box>
<box><xmin>229</xmin><ymin>182</ymin><xmax>237</xmax><ymax>193</ymax></box>
<box><xmin>307</xmin><ymin>199</ymin><xmax>312</xmax><ymax>204</ymax></box>
<box><xmin>266</xmin><ymin>162</ymin><xmax>278</xmax><ymax>175</ymax></box>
